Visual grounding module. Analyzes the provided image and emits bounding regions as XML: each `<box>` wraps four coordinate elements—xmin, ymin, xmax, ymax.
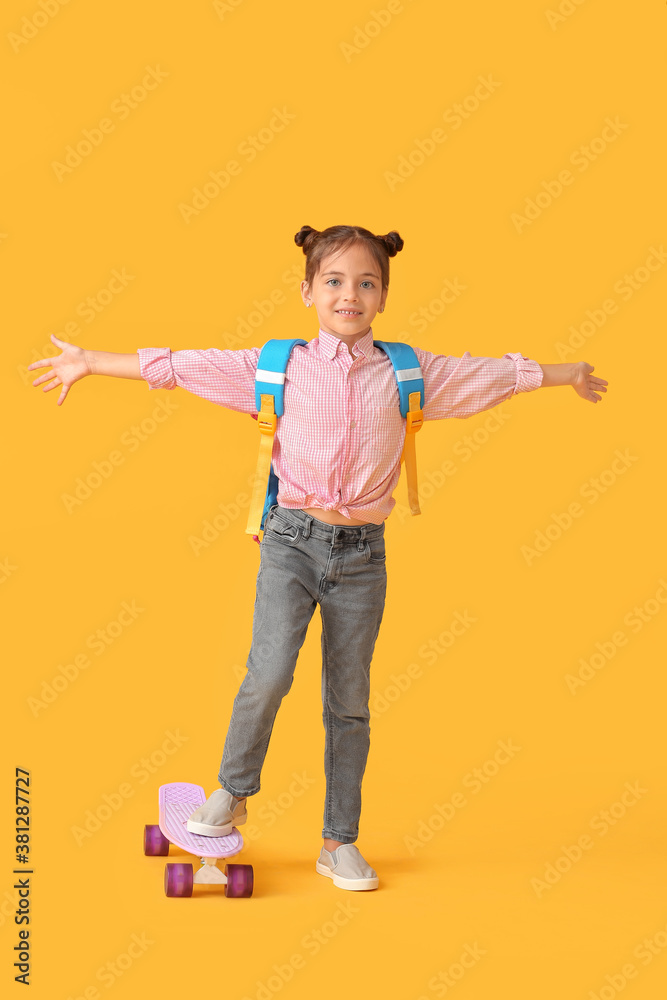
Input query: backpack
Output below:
<box><xmin>246</xmin><ymin>338</ymin><xmax>424</xmax><ymax>540</ymax></box>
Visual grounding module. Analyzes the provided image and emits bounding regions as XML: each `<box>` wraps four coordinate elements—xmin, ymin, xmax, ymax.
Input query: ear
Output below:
<box><xmin>300</xmin><ymin>279</ymin><xmax>311</xmax><ymax>307</ymax></box>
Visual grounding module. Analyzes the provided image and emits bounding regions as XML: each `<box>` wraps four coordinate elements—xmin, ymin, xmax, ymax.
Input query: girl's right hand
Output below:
<box><xmin>571</xmin><ymin>361</ymin><xmax>609</xmax><ymax>403</ymax></box>
<box><xmin>28</xmin><ymin>334</ymin><xmax>92</xmax><ymax>406</ymax></box>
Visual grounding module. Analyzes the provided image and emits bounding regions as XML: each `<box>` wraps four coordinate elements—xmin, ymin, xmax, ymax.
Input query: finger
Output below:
<box><xmin>50</xmin><ymin>334</ymin><xmax>70</xmax><ymax>348</ymax></box>
<box><xmin>42</xmin><ymin>377</ymin><xmax>60</xmax><ymax>392</ymax></box>
<box><xmin>32</xmin><ymin>370</ymin><xmax>55</xmax><ymax>386</ymax></box>
<box><xmin>57</xmin><ymin>385</ymin><xmax>69</xmax><ymax>406</ymax></box>
<box><xmin>27</xmin><ymin>357</ymin><xmax>58</xmax><ymax>371</ymax></box>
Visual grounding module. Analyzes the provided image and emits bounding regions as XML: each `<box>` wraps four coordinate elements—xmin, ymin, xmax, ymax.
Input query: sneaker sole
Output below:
<box><xmin>315</xmin><ymin>861</ymin><xmax>379</xmax><ymax>891</ymax></box>
<box><xmin>186</xmin><ymin>813</ymin><xmax>247</xmax><ymax>838</ymax></box>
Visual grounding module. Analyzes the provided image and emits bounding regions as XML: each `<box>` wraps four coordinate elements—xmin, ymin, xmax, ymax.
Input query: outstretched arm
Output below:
<box><xmin>539</xmin><ymin>361</ymin><xmax>609</xmax><ymax>403</ymax></box>
<box><xmin>85</xmin><ymin>349</ymin><xmax>141</xmax><ymax>380</ymax></box>
<box><xmin>416</xmin><ymin>349</ymin><xmax>609</xmax><ymax>421</ymax></box>
<box><xmin>29</xmin><ymin>335</ymin><xmax>260</xmax><ymax>413</ymax></box>
<box><xmin>28</xmin><ymin>335</ymin><xmax>141</xmax><ymax>406</ymax></box>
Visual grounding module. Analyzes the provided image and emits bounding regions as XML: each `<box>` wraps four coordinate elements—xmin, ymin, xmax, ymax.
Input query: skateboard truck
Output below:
<box><xmin>195</xmin><ymin>857</ymin><xmax>228</xmax><ymax>885</ymax></box>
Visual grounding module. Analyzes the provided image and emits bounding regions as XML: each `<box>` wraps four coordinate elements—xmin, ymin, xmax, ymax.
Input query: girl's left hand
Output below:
<box><xmin>572</xmin><ymin>362</ymin><xmax>609</xmax><ymax>403</ymax></box>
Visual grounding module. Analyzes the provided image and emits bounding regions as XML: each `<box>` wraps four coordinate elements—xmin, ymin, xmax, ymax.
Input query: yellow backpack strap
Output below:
<box><xmin>403</xmin><ymin>390</ymin><xmax>424</xmax><ymax>515</ymax></box>
<box><xmin>246</xmin><ymin>338</ymin><xmax>307</xmax><ymax>540</ymax></box>
<box><xmin>374</xmin><ymin>340</ymin><xmax>424</xmax><ymax>517</ymax></box>
<box><xmin>246</xmin><ymin>394</ymin><xmax>276</xmax><ymax>537</ymax></box>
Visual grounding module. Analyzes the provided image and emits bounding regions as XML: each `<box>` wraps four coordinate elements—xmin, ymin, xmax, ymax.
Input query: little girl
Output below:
<box><xmin>29</xmin><ymin>223</ymin><xmax>608</xmax><ymax>891</ymax></box>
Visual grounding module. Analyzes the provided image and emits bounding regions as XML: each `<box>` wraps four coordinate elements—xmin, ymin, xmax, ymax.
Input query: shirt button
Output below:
<box><xmin>350</xmin><ymin>420</ymin><xmax>356</xmax><ymax>428</ymax></box>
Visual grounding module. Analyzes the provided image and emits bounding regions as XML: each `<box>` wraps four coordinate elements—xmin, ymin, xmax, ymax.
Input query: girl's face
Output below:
<box><xmin>301</xmin><ymin>242</ymin><xmax>387</xmax><ymax>345</ymax></box>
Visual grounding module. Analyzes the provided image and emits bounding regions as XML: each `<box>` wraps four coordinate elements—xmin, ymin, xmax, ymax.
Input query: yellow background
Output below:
<box><xmin>3</xmin><ymin>1</ymin><xmax>666</xmax><ymax>997</ymax></box>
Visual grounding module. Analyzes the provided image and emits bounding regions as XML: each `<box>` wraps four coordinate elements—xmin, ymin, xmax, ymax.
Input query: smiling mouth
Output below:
<box><xmin>336</xmin><ymin>310</ymin><xmax>362</xmax><ymax>316</ymax></box>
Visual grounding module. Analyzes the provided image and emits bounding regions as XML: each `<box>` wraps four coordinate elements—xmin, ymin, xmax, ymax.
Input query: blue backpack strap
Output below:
<box><xmin>247</xmin><ymin>338</ymin><xmax>306</xmax><ymax>540</ymax></box>
<box><xmin>255</xmin><ymin>338</ymin><xmax>307</xmax><ymax>416</ymax></box>
<box><xmin>374</xmin><ymin>340</ymin><xmax>424</xmax><ymax>515</ymax></box>
<box><xmin>373</xmin><ymin>340</ymin><xmax>424</xmax><ymax>414</ymax></box>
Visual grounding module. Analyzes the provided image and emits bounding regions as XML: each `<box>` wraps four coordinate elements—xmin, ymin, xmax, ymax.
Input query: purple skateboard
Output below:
<box><xmin>143</xmin><ymin>782</ymin><xmax>253</xmax><ymax>897</ymax></box>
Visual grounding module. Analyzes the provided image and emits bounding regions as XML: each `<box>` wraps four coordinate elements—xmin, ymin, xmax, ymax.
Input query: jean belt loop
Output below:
<box><xmin>357</xmin><ymin>525</ymin><xmax>367</xmax><ymax>551</ymax></box>
<box><xmin>301</xmin><ymin>512</ymin><xmax>312</xmax><ymax>539</ymax></box>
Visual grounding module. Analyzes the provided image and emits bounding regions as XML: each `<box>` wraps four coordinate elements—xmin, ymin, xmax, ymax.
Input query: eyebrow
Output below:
<box><xmin>321</xmin><ymin>271</ymin><xmax>380</xmax><ymax>278</ymax></box>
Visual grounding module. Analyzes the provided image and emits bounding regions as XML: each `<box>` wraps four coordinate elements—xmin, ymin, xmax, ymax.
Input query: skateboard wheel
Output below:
<box><xmin>144</xmin><ymin>824</ymin><xmax>170</xmax><ymax>856</ymax></box>
<box><xmin>224</xmin><ymin>863</ymin><xmax>253</xmax><ymax>897</ymax></box>
<box><xmin>164</xmin><ymin>863</ymin><xmax>193</xmax><ymax>897</ymax></box>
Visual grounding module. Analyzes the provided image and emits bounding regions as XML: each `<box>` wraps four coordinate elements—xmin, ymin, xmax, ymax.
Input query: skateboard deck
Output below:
<box><xmin>158</xmin><ymin>782</ymin><xmax>243</xmax><ymax>857</ymax></box>
<box><xmin>144</xmin><ymin>782</ymin><xmax>253</xmax><ymax>897</ymax></box>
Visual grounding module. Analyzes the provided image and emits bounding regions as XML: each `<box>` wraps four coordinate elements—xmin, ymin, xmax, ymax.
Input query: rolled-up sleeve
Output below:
<box><xmin>416</xmin><ymin>348</ymin><xmax>543</xmax><ymax>420</ymax></box>
<box><xmin>137</xmin><ymin>346</ymin><xmax>261</xmax><ymax>415</ymax></box>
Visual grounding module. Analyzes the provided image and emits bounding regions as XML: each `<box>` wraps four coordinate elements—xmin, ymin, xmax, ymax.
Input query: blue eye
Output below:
<box><xmin>326</xmin><ymin>279</ymin><xmax>374</xmax><ymax>288</ymax></box>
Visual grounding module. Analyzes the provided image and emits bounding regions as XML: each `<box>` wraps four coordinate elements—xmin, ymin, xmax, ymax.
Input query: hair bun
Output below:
<box><xmin>377</xmin><ymin>230</ymin><xmax>404</xmax><ymax>257</ymax></box>
<box><xmin>294</xmin><ymin>225</ymin><xmax>319</xmax><ymax>250</ymax></box>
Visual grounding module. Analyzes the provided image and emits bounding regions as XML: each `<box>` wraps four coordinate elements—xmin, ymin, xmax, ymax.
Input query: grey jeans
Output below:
<box><xmin>218</xmin><ymin>504</ymin><xmax>387</xmax><ymax>843</ymax></box>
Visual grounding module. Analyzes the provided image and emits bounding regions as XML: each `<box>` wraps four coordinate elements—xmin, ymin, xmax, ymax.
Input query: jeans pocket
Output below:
<box><xmin>266</xmin><ymin>511</ymin><xmax>301</xmax><ymax>546</ymax></box>
<box><xmin>364</xmin><ymin>538</ymin><xmax>386</xmax><ymax>564</ymax></box>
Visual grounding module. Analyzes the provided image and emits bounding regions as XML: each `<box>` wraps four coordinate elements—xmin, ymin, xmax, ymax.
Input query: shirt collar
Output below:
<box><xmin>318</xmin><ymin>326</ymin><xmax>375</xmax><ymax>361</ymax></box>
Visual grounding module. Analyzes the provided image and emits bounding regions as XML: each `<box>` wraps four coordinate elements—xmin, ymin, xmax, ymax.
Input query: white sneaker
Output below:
<box><xmin>186</xmin><ymin>787</ymin><xmax>248</xmax><ymax>837</ymax></box>
<box><xmin>315</xmin><ymin>844</ymin><xmax>379</xmax><ymax>890</ymax></box>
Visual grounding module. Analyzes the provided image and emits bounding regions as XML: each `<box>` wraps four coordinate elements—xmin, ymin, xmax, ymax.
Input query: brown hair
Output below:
<box><xmin>294</xmin><ymin>224</ymin><xmax>404</xmax><ymax>292</ymax></box>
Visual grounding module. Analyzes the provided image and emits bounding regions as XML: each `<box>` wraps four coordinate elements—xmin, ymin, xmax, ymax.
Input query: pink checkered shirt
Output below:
<box><xmin>137</xmin><ymin>326</ymin><xmax>543</xmax><ymax>523</ymax></box>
